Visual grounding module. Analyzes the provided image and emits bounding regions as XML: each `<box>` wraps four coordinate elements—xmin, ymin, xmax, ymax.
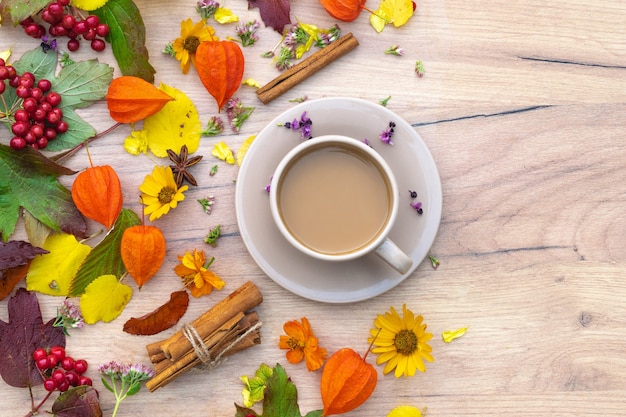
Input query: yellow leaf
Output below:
<box><xmin>0</xmin><ymin>48</ymin><xmax>11</xmax><ymax>62</ymax></box>
<box><xmin>142</xmin><ymin>83</ymin><xmax>202</xmax><ymax>158</ymax></box>
<box><xmin>212</xmin><ymin>141</ymin><xmax>235</xmax><ymax>164</ymax></box>
<box><xmin>123</xmin><ymin>128</ymin><xmax>149</xmax><ymax>155</ymax></box>
<box><xmin>26</xmin><ymin>233</ymin><xmax>92</xmax><ymax>296</ymax></box>
<box><xmin>80</xmin><ymin>275</ymin><xmax>132</xmax><ymax>324</ymax></box>
<box><xmin>237</xmin><ymin>135</ymin><xmax>256</xmax><ymax>166</ymax></box>
<box><xmin>215</xmin><ymin>7</ymin><xmax>239</xmax><ymax>24</ymax></box>
<box><xmin>242</xmin><ymin>78</ymin><xmax>261</xmax><ymax>88</ymax></box>
<box><xmin>442</xmin><ymin>326</ymin><xmax>468</xmax><ymax>343</ymax></box>
<box><xmin>370</xmin><ymin>0</ymin><xmax>414</xmax><ymax>32</ymax></box>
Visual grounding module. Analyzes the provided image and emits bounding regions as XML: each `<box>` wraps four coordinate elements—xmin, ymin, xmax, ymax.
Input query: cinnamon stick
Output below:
<box><xmin>256</xmin><ymin>32</ymin><xmax>359</xmax><ymax>104</ymax></box>
<box><xmin>146</xmin><ymin>280</ymin><xmax>262</xmax><ymax>360</ymax></box>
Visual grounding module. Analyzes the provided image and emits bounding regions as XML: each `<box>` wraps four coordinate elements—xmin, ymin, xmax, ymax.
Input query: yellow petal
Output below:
<box><xmin>387</xmin><ymin>405</ymin><xmax>422</xmax><ymax>417</ymax></box>
<box><xmin>71</xmin><ymin>0</ymin><xmax>110</xmax><ymax>11</ymax></box>
<box><xmin>242</xmin><ymin>78</ymin><xmax>261</xmax><ymax>89</ymax></box>
<box><xmin>442</xmin><ymin>326</ymin><xmax>468</xmax><ymax>343</ymax></box>
<box><xmin>214</xmin><ymin>7</ymin><xmax>239</xmax><ymax>24</ymax></box>
<box><xmin>236</xmin><ymin>135</ymin><xmax>256</xmax><ymax>166</ymax></box>
<box><xmin>142</xmin><ymin>83</ymin><xmax>201</xmax><ymax>157</ymax></box>
<box><xmin>123</xmin><ymin>129</ymin><xmax>149</xmax><ymax>155</ymax></box>
<box><xmin>80</xmin><ymin>275</ymin><xmax>132</xmax><ymax>324</ymax></box>
<box><xmin>212</xmin><ymin>141</ymin><xmax>235</xmax><ymax>164</ymax></box>
<box><xmin>0</xmin><ymin>48</ymin><xmax>11</xmax><ymax>62</ymax></box>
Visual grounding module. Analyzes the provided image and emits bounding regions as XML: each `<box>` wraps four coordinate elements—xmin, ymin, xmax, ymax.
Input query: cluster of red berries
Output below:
<box><xmin>33</xmin><ymin>346</ymin><xmax>92</xmax><ymax>393</ymax></box>
<box><xmin>0</xmin><ymin>58</ymin><xmax>68</xmax><ymax>150</ymax></box>
<box><xmin>20</xmin><ymin>0</ymin><xmax>109</xmax><ymax>52</ymax></box>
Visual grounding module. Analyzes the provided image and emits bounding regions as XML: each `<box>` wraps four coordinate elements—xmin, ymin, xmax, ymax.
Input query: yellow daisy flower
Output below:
<box><xmin>174</xmin><ymin>249</ymin><xmax>225</xmax><ymax>297</ymax></box>
<box><xmin>387</xmin><ymin>405</ymin><xmax>423</xmax><ymax>417</ymax></box>
<box><xmin>71</xmin><ymin>0</ymin><xmax>109</xmax><ymax>11</ymax></box>
<box><xmin>139</xmin><ymin>166</ymin><xmax>188</xmax><ymax>221</ymax></box>
<box><xmin>369</xmin><ymin>304</ymin><xmax>434</xmax><ymax>377</ymax></box>
<box><xmin>172</xmin><ymin>18</ymin><xmax>218</xmax><ymax>74</ymax></box>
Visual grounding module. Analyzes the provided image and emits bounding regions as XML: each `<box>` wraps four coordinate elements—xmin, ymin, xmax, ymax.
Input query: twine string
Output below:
<box><xmin>182</xmin><ymin>321</ymin><xmax>263</xmax><ymax>370</ymax></box>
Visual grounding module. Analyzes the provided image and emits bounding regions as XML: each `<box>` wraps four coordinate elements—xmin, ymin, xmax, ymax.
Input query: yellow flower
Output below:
<box><xmin>369</xmin><ymin>304</ymin><xmax>434</xmax><ymax>377</ymax></box>
<box><xmin>172</xmin><ymin>18</ymin><xmax>218</xmax><ymax>74</ymax></box>
<box><xmin>174</xmin><ymin>249</ymin><xmax>225</xmax><ymax>297</ymax></box>
<box><xmin>139</xmin><ymin>166</ymin><xmax>188</xmax><ymax>221</ymax></box>
<box><xmin>278</xmin><ymin>317</ymin><xmax>327</xmax><ymax>371</ymax></box>
<box><xmin>123</xmin><ymin>128</ymin><xmax>149</xmax><ymax>155</ymax></box>
<box><xmin>387</xmin><ymin>405</ymin><xmax>423</xmax><ymax>417</ymax></box>
<box><xmin>71</xmin><ymin>0</ymin><xmax>109</xmax><ymax>11</ymax></box>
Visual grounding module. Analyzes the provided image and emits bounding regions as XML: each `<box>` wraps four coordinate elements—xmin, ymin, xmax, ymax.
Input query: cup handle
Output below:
<box><xmin>374</xmin><ymin>238</ymin><xmax>413</xmax><ymax>274</ymax></box>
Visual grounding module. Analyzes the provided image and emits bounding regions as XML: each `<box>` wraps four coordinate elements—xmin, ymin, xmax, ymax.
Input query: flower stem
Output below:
<box><xmin>51</xmin><ymin>122</ymin><xmax>122</xmax><ymax>164</ymax></box>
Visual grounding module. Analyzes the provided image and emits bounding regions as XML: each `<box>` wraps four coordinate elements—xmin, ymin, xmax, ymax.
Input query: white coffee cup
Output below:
<box><xmin>269</xmin><ymin>135</ymin><xmax>413</xmax><ymax>274</ymax></box>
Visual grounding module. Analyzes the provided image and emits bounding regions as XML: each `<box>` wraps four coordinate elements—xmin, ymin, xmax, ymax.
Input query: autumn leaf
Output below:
<box><xmin>131</xmin><ymin>83</ymin><xmax>201</xmax><ymax>158</ymax></box>
<box><xmin>123</xmin><ymin>290</ymin><xmax>189</xmax><ymax>335</ymax></box>
<box><xmin>26</xmin><ymin>233</ymin><xmax>91</xmax><ymax>297</ymax></box>
<box><xmin>69</xmin><ymin>209</ymin><xmax>140</xmax><ymax>297</ymax></box>
<box><xmin>235</xmin><ymin>363</ymin><xmax>324</xmax><ymax>417</ymax></box>
<box><xmin>0</xmin><ymin>144</ymin><xmax>87</xmax><ymax>242</ymax></box>
<box><xmin>51</xmin><ymin>385</ymin><xmax>103</xmax><ymax>417</ymax></box>
<box><xmin>0</xmin><ymin>289</ymin><xmax>66</xmax><ymax>388</ymax></box>
<box><xmin>5</xmin><ymin>47</ymin><xmax>114</xmax><ymax>151</ymax></box>
<box><xmin>0</xmin><ymin>240</ymin><xmax>48</xmax><ymax>300</ymax></box>
<box><xmin>92</xmin><ymin>0</ymin><xmax>156</xmax><ymax>82</ymax></box>
<box><xmin>247</xmin><ymin>0</ymin><xmax>291</xmax><ymax>33</ymax></box>
<box><xmin>213</xmin><ymin>141</ymin><xmax>235</xmax><ymax>164</ymax></box>
<box><xmin>80</xmin><ymin>274</ymin><xmax>133</xmax><ymax>324</ymax></box>
<box><xmin>370</xmin><ymin>0</ymin><xmax>414</xmax><ymax>32</ymax></box>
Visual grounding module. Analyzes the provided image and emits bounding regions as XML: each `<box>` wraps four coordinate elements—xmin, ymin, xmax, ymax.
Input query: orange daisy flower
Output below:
<box><xmin>279</xmin><ymin>317</ymin><xmax>327</xmax><ymax>371</ymax></box>
<box><xmin>174</xmin><ymin>249</ymin><xmax>225</xmax><ymax>297</ymax></box>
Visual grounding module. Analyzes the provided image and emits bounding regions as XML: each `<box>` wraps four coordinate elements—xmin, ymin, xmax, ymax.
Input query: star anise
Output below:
<box><xmin>167</xmin><ymin>145</ymin><xmax>203</xmax><ymax>187</ymax></box>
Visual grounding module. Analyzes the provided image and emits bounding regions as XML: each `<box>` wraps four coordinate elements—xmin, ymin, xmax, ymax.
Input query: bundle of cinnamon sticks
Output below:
<box><xmin>145</xmin><ymin>281</ymin><xmax>263</xmax><ymax>391</ymax></box>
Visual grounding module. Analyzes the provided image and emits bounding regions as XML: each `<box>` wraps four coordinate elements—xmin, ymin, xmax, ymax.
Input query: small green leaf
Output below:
<box><xmin>126</xmin><ymin>381</ymin><xmax>142</xmax><ymax>396</ymax></box>
<box><xmin>52</xmin><ymin>59</ymin><xmax>114</xmax><ymax>109</ymax></box>
<box><xmin>93</xmin><ymin>0</ymin><xmax>156</xmax><ymax>82</ymax></box>
<box><xmin>69</xmin><ymin>209</ymin><xmax>140</xmax><ymax>296</ymax></box>
<box><xmin>0</xmin><ymin>144</ymin><xmax>86</xmax><ymax>242</ymax></box>
<box><xmin>4</xmin><ymin>0</ymin><xmax>49</xmax><ymax>24</ymax></box>
<box><xmin>100</xmin><ymin>376</ymin><xmax>115</xmax><ymax>393</ymax></box>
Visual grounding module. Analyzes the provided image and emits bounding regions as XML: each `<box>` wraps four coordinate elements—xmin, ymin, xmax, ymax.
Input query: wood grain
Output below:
<box><xmin>1</xmin><ymin>0</ymin><xmax>625</xmax><ymax>416</ymax></box>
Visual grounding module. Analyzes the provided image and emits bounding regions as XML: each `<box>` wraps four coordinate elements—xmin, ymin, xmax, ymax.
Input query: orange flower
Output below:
<box><xmin>279</xmin><ymin>317</ymin><xmax>327</xmax><ymax>371</ymax></box>
<box><xmin>174</xmin><ymin>249</ymin><xmax>225</xmax><ymax>297</ymax></box>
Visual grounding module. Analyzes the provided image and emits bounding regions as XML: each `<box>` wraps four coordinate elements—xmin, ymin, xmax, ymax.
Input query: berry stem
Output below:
<box><xmin>51</xmin><ymin>122</ymin><xmax>121</xmax><ymax>164</ymax></box>
<box><xmin>24</xmin><ymin>390</ymin><xmax>53</xmax><ymax>417</ymax></box>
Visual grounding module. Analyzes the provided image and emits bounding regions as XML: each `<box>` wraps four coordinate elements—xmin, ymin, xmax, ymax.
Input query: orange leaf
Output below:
<box><xmin>120</xmin><ymin>225</ymin><xmax>166</xmax><ymax>289</ymax></box>
<box><xmin>123</xmin><ymin>290</ymin><xmax>189</xmax><ymax>335</ymax></box>
<box><xmin>71</xmin><ymin>165</ymin><xmax>123</xmax><ymax>229</ymax></box>
<box><xmin>320</xmin><ymin>348</ymin><xmax>378</xmax><ymax>416</ymax></box>
<box><xmin>319</xmin><ymin>0</ymin><xmax>367</xmax><ymax>21</ymax></box>
<box><xmin>106</xmin><ymin>76</ymin><xmax>173</xmax><ymax>123</ymax></box>
<box><xmin>195</xmin><ymin>40</ymin><xmax>245</xmax><ymax>111</ymax></box>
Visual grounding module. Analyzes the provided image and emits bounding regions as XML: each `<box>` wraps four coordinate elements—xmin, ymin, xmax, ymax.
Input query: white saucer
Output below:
<box><xmin>235</xmin><ymin>97</ymin><xmax>442</xmax><ymax>303</ymax></box>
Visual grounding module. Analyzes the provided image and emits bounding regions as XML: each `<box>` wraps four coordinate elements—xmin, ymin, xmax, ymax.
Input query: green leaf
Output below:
<box><xmin>69</xmin><ymin>208</ymin><xmax>140</xmax><ymax>296</ymax></box>
<box><xmin>0</xmin><ymin>144</ymin><xmax>86</xmax><ymax>242</ymax></box>
<box><xmin>3</xmin><ymin>0</ymin><xmax>49</xmax><ymax>24</ymax></box>
<box><xmin>8</xmin><ymin>47</ymin><xmax>114</xmax><ymax>151</ymax></box>
<box><xmin>93</xmin><ymin>0</ymin><xmax>156</xmax><ymax>82</ymax></box>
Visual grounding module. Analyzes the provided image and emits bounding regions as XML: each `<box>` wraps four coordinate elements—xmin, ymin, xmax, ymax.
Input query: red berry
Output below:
<box><xmin>25</xmin><ymin>23</ymin><xmax>42</xmax><ymax>37</ymax></box>
<box><xmin>58</xmin><ymin>0</ymin><xmax>70</xmax><ymax>5</ymax></box>
<box><xmin>24</xmin><ymin>132</ymin><xmax>37</xmax><ymax>145</ymax></box>
<box><xmin>14</xmin><ymin>109</ymin><xmax>30</xmax><ymax>123</ymax></box>
<box><xmin>39</xmin><ymin>101</ymin><xmax>53</xmax><ymax>113</ymax></box>
<box><xmin>67</xmin><ymin>38</ymin><xmax>80</xmax><ymax>52</ymax></box>
<box><xmin>36</xmin><ymin>136</ymin><xmax>48</xmax><ymax>149</ymax></box>
<box><xmin>96</xmin><ymin>23</ymin><xmax>109</xmax><ymax>37</ymax></box>
<box><xmin>0</xmin><ymin>58</ymin><xmax>4</xmax><ymax>66</ymax></box>
<box><xmin>36</xmin><ymin>357</ymin><xmax>50</xmax><ymax>370</ymax></box>
<box><xmin>43</xmin><ymin>378</ymin><xmax>57</xmax><ymax>392</ymax></box>
<box><xmin>65</xmin><ymin>371</ymin><xmax>80</xmax><ymax>386</ymax></box>
<box><xmin>0</xmin><ymin>66</ymin><xmax>9</xmax><ymax>80</ymax></box>
<box><xmin>45</xmin><ymin>92</ymin><xmax>62</xmax><ymax>107</ymax></box>
<box><xmin>20</xmin><ymin>72</ymin><xmax>35</xmax><ymax>85</ymax></box>
<box><xmin>30</xmin><ymin>124</ymin><xmax>44</xmax><ymax>138</ymax></box>
<box><xmin>57</xmin><ymin>380</ymin><xmax>70</xmax><ymax>392</ymax></box>
<box><xmin>83</xmin><ymin>28</ymin><xmax>97</xmax><ymax>41</ymax></box>
<box><xmin>15</xmin><ymin>85</ymin><xmax>30</xmax><ymax>99</ymax></box>
<box><xmin>78</xmin><ymin>376</ymin><xmax>92</xmax><ymax>386</ymax></box>
<box><xmin>51</xmin><ymin>369</ymin><xmax>67</xmax><ymax>384</ymax></box>
<box><xmin>412</xmin><ymin>1</ymin><xmax>416</xmax><ymax>11</ymax></box>
<box><xmin>12</xmin><ymin>121</ymin><xmax>30</xmax><ymax>137</ymax></box>
<box><xmin>37</xmin><ymin>79</ymin><xmax>52</xmax><ymax>92</ymax></box>
<box><xmin>48</xmin><ymin>2</ymin><xmax>64</xmax><ymax>16</ymax></box>
<box><xmin>85</xmin><ymin>15</ymin><xmax>100</xmax><ymax>29</ymax></box>
<box><xmin>23</xmin><ymin>97</ymin><xmax>38</xmax><ymax>113</ymax></box>
<box><xmin>50</xmin><ymin>24</ymin><xmax>68</xmax><ymax>37</ymax></box>
<box><xmin>61</xmin><ymin>14</ymin><xmax>75</xmax><ymax>30</ymax></box>
<box><xmin>56</xmin><ymin>120</ymin><xmax>69</xmax><ymax>133</ymax></box>
<box><xmin>33</xmin><ymin>107</ymin><xmax>47</xmax><ymax>122</ymax></box>
<box><xmin>73</xmin><ymin>359</ymin><xmax>88</xmax><ymax>375</ymax></box>
<box><xmin>49</xmin><ymin>346</ymin><xmax>66</xmax><ymax>361</ymax></box>
<box><xmin>61</xmin><ymin>356</ymin><xmax>74</xmax><ymax>371</ymax></box>
<box><xmin>20</xmin><ymin>17</ymin><xmax>35</xmax><ymax>27</ymax></box>
<box><xmin>33</xmin><ymin>348</ymin><xmax>48</xmax><ymax>361</ymax></box>
<box><xmin>44</xmin><ymin>127</ymin><xmax>57</xmax><ymax>141</ymax></box>
<box><xmin>10</xmin><ymin>137</ymin><xmax>27</xmax><ymax>150</ymax></box>
<box><xmin>30</xmin><ymin>87</ymin><xmax>44</xmax><ymax>102</ymax></box>
<box><xmin>73</xmin><ymin>20</ymin><xmax>88</xmax><ymax>35</ymax></box>
<box><xmin>41</xmin><ymin>9</ymin><xmax>60</xmax><ymax>25</ymax></box>
<box><xmin>9</xmin><ymin>75</ymin><xmax>20</xmax><ymax>88</ymax></box>
<box><xmin>91</xmin><ymin>39</ymin><xmax>106</xmax><ymax>52</ymax></box>
<box><xmin>6</xmin><ymin>66</ymin><xmax>16</xmax><ymax>79</ymax></box>
<box><xmin>47</xmin><ymin>354</ymin><xmax>59</xmax><ymax>368</ymax></box>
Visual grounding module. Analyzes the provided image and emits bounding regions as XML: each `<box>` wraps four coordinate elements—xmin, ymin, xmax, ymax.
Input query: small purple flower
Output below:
<box><xmin>196</xmin><ymin>0</ymin><xmax>219</xmax><ymax>19</ymax></box>
<box><xmin>279</xmin><ymin>111</ymin><xmax>313</xmax><ymax>140</ymax></box>
<box><xmin>236</xmin><ymin>20</ymin><xmax>261</xmax><ymax>47</ymax></box>
<box><xmin>379</xmin><ymin>121</ymin><xmax>396</xmax><ymax>145</ymax></box>
<box><xmin>264</xmin><ymin>176</ymin><xmax>272</xmax><ymax>193</ymax></box>
<box><xmin>53</xmin><ymin>300</ymin><xmax>84</xmax><ymax>335</ymax></box>
<box><xmin>410</xmin><ymin>201</ymin><xmax>423</xmax><ymax>215</ymax></box>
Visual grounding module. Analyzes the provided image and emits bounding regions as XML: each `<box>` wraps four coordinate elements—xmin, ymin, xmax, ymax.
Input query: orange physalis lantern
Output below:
<box><xmin>120</xmin><ymin>223</ymin><xmax>166</xmax><ymax>289</ymax></box>
<box><xmin>320</xmin><ymin>347</ymin><xmax>378</xmax><ymax>416</ymax></box>
<box><xmin>105</xmin><ymin>76</ymin><xmax>173</xmax><ymax>123</ymax></box>
<box><xmin>195</xmin><ymin>40</ymin><xmax>245</xmax><ymax>111</ymax></box>
<box><xmin>319</xmin><ymin>0</ymin><xmax>367</xmax><ymax>22</ymax></box>
<box><xmin>71</xmin><ymin>165</ymin><xmax>123</xmax><ymax>229</ymax></box>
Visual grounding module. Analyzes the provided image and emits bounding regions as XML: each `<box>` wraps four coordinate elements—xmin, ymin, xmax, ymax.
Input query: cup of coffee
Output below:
<box><xmin>269</xmin><ymin>135</ymin><xmax>413</xmax><ymax>274</ymax></box>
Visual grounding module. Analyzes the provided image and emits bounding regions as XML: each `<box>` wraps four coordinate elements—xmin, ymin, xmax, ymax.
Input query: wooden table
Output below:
<box><xmin>2</xmin><ymin>0</ymin><xmax>625</xmax><ymax>416</ymax></box>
